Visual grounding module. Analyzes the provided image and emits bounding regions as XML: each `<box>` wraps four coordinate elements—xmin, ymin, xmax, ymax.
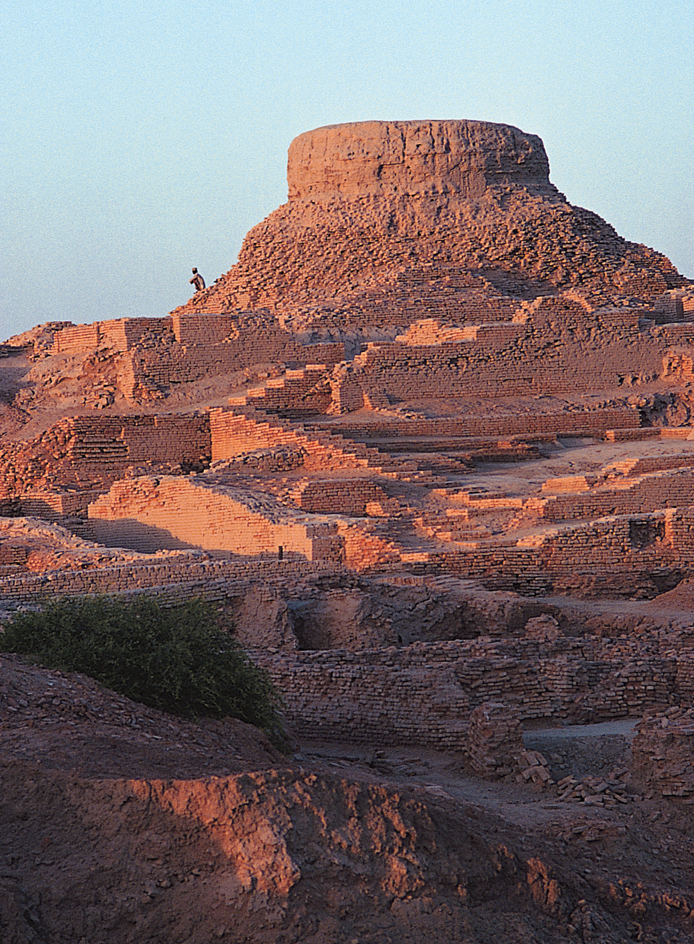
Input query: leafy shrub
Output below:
<box><xmin>0</xmin><ymin>595</ymin><xmax>283</xmax><ymax>739</ymax></box>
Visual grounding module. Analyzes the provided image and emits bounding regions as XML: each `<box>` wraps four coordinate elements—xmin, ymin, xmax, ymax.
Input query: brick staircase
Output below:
<box><xmin>210</xmin><ymin>407</ymin><xmax>419</xmax><ymax>476</ymax></box>
<box><xmin>414</xmin><ymin>509</ymin><xmax>493</xmax><ymax>545</ymax></box>
<box><xmin>227</xmin><ymin>364</ymin><xmax>333</xmax><ymax>417</ymax></box>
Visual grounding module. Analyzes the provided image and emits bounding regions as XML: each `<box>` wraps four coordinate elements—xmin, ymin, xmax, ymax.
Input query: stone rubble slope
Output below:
<box><xmin>177</xmin><ymin>119</ymin><xmax>686</xmax><ymax>324</ymax></box>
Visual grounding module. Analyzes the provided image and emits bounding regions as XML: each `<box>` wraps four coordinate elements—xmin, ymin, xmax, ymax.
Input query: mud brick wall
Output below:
<box><xmin>209</xmin><ymin>409</ymin><xmax>382</xmax><ymax>472</ymax></box>
<box><xmin>21</xmin><ymin>490</ymin><xmax>104</xmax><ymax>519</ymax></box>
<box><xmin>0</xmin><ymin>545</ymin><xmax>31</xmax><ymax>567</ymax></box>
<box><xmin>53</xmin><ymin>323</ymin><xmax>100</xmax><ymax>354</ymax></box>
<box><xmin>122</xmin><ymin>414</ymin><xmax>210</xmax><ymax>464</ymax></box>
<box><xmin>656</xmin><ymin>319</ymin><xmax>694</xmax><ymax>339</ymax></box>
<box><xmin>630</xmin><ymin>709</ymin><xmax>694</xmax><ymax>798</ymax></box>
<box><xmin>467</xmin><ymin>701</ymin><xmax>524</xmax><ymax>777</ymax></box>
<box><xmin>88</xmin><ymin>474</ymin><xmax>397</xmax><ymax>569</ymax></box>
<box><xmin>130</xmin><ymin>315</ymin><xmax>344</xmax><ymax>390</ymax></box>
<box><xmin>89</xmin><ymin>476</ymin><xmax>335</xmax><ymax>560</ymax></box>
<box><xmin>342</xmin><ymin>300</ymin><xmax>667</xmax><ymax>403</ymax></box>
<box><xmin>68</xmin><ymin>414</ymin><xmax>210</xmax><ymax>471</ymax></box>
<box><xmin>434</xmin><ymin>545</ymin><xmax>551</xmax><ymax>596</ymax></box>
<box><xmin>172</xmin><ymin>313</ymin><xmax>238</xmax><ymax>346</ymax></box>
<box><xmin>323</xmin><ymin>408</ymin><xmax>640</xmax><ymax>443</ymax></box>
<box><xmin>336</xmin><ymin>522</ymin><xmax>400</xmax><ymax>570</ymax></box>
<box><xmin>524</xmin><ymin>514</ymin><xmax>672</xmax><ymax>568</ymax></box>
<box><xmin>0</xmin><ymin>414</ymin><xmax>211</xmax><ymax>497</ymax></box>
<box><xmin>98</xmin><ymin>318</ymin><xmax>174</xmax><ymax>350</ymax></box>
<box><xmin>53</xmin><ymin>318</ymin><xmax>173</xmax><ymax>354</ymax></box>
<box><xmin>171</xmin><ymin>312</ymin><xmax>343</xmax><ymax>367</ymax></box>
<box><xmin>434</xmin><ymin>511</ymin><xmax>692</xmax><ymax>596</ymax></box>
<box><xmin>607</xmin><ymin>453</ymin><xmax>694</xmax><ymax>478</ymax></box>
<box><xmin>664</xmin><ymin>508</ymin><xmax>694</xmax><ymax>562</ymax></box>
<box><xmin>291</xmin><ymin>479</ymin><xmax>389</xmax><ymax>515</ymax></box>
<box><xmin>251</xmin><ymin>636</ymin><xmax>680</xmax><ymax>750</ymax></box>
<box><xmin>397</xmin><ymin>319</ymin><xmax>525</xmax><ymax>345</ymax></box>
<box><xmin>241</xmin><ymin>366</ymin><xmax>333</xmax><ymax>416</ymax></box>
<box><xmin>0</xmin><ymin>556</ymin><xmax>340</xmax><ymax>609</ymax></box>
<box><xmin>534</xmin><ymin>469</ymin><xmax>694</xmax><ymax>522</ymax></box>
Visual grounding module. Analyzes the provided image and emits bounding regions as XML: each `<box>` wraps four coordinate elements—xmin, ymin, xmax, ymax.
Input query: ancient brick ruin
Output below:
<box><xmin>2</xmin><ymin>118</ymin><xmax>694</xmax><ymax>774</ymax></box>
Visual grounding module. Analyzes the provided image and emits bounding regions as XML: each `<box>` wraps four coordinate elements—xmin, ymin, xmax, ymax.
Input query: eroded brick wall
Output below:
<box><xmin>339</xmin><ymin>301</ymin><xmax>669</xmax><ymax>404</ymax></box>
<box><xmin>251</xmin><ymin>635</ymin><xmax>687</xmax><ymax>750</ymax></box>
<box><xmin>0</xmin><ymin>557</ymin><xmax>341</xmax><ymax>608</ymax></box>
<box><xmin>53</xmin><ymin>318</ymin><xmax>173</xmax><ymax>354</ymax></box>
<box><xmin>209</xmin><ymin>409</ymin><xmax>382</xmax><ymax>472</ymax></box>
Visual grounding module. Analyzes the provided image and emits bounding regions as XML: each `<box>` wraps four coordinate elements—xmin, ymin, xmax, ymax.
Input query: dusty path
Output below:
<box><xmin>299</xmin><ymin>719</ymin><xmax>639</xmax><ymax>832</ymax></box>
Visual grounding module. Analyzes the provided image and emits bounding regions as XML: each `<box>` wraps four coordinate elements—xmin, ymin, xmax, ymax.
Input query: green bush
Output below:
<box><xmin>0</xmin><ymin>595</ymin><xmax>283</xmax><ymax>740</ymax></box>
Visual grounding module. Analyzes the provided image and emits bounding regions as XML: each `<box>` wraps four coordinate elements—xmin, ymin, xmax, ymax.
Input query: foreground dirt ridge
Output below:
<box><xmin>1</xmin><ymin>656</ymin><xmax>694</xmax><ymax>944</ymax></box>
<box><xmin>1</xmin><ymin>119</ymin><xmax>694</xmax><ymax>942</ymax></box>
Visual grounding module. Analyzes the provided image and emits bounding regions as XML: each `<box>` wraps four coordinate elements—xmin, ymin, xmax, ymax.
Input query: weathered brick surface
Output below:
<box><xmin>0</xmin><ymin>555</ymin><xmax>342</xmax><ymax>608</ymax></box>
<box><xmin>173</xmin><ymin>122</ymin><xmax>686</xmax><ymax>325</ymax></box>
<box><xmin>250</xmin><ymin>633</ymin><xmax>685</xmax><ymax>751</ymax></box>
<box><xmin>209</xmin><ymin>408</ymin><xmax>401</xmax><ymax>473</ymax></box>
<box><xmin>88</xmin><ymin>474</ymin><xmax>400</xmax><ymax>569</ymax></box>
<box><xmin>334</xmin><ymin>302</ymin><xmax>672</xmax><ymax>405</ymax></box>
<box><xmin>89</xmin><ymin>476</ymin><xmax>336</xmax><ymax>560</ymax></box>
<box><xmin>0</xmin><ymin>414</ymin><xmax>210</xmax><ymax>497</ymax></box>
<box><xmin>630</xmin><ymin>709</ymin><xmax>694</xmax><ymax>798</ymax></box>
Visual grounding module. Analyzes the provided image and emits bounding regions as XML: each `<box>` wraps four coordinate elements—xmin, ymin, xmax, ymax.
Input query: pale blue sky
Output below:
<box><xmin>2</xmin><ymin>0</ymin><xmax>692</xmax><ymax>340</ymax></box>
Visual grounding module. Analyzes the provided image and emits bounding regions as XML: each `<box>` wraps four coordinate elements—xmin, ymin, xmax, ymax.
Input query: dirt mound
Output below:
<box><xmin>0</xmin><ymin>654</ymin><xmax>283</xmax><ymax>780</ymax></box>
<box><xmin>2</xmin><ymin>759</ymin><xmax>691</xmax><ymax>944</ymax></box>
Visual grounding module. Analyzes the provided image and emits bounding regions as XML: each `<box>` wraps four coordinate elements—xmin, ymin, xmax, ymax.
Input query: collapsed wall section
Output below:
<box><xmin>126</xmin><ymin>313</ymin><xmax>344</xmax><ymax>393</ymax></box>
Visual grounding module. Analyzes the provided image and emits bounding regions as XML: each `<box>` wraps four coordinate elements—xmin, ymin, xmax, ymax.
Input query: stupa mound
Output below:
<box><xmin>176</xmin><ymin>119</ymin><xmax>686</xmax><ymax>324</ymax></box>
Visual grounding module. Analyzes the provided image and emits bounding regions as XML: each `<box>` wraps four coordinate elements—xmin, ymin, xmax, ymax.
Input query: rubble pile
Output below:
<box><xmin>630</xmin><ymin>707</ymin><xmax>694</xmax><ymax>798</ymax></box>
<box><xmin>555</xmin><ymin>772</ymin><xmax>634</xmax><ymax>807</ymax></box>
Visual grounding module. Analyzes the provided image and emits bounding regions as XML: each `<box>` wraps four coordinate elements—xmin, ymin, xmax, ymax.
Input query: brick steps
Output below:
<box><xmin>228</xmin><ymin>364</ymin><xmax>332</xmax><ymax>417</ymax></box>
<box><xmin>210</xmin><ymin>407</ymin><xmax>417</xmax><ymax>476</ymax></box>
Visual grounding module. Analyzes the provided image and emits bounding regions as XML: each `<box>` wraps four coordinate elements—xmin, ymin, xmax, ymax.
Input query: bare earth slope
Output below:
<box><xmin>2</xmin><ymin>655</ymin><xmax>694</xmax><ymax>944</ymax></box>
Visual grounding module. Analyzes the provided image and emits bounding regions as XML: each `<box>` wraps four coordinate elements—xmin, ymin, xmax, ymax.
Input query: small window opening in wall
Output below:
<box><xmin>278</xmin><ymin>546</ymin><xmax>284</xmax><ymax>561</ymax></box>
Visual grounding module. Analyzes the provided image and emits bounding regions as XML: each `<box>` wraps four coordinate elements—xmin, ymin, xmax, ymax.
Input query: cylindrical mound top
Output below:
<box><xmin>287</xmin><ymin>119</ymin><xmax>551</xmax><ymax>201</ymax></box>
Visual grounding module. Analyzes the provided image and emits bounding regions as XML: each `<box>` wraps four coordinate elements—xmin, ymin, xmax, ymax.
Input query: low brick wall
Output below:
<box><xmin>630</xmin><ymin>709</ymin><xmax>694</xmax><ymax>798</ymax></box>
<box><xmin>252</xmin><ymin>635</ymin><xmax>689</xmax><ymax>750</ymax></box>
<box><xmin>0</xmin><ymin>556</ymin><xmax>342</xmax><ymax>609</ymax></box>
